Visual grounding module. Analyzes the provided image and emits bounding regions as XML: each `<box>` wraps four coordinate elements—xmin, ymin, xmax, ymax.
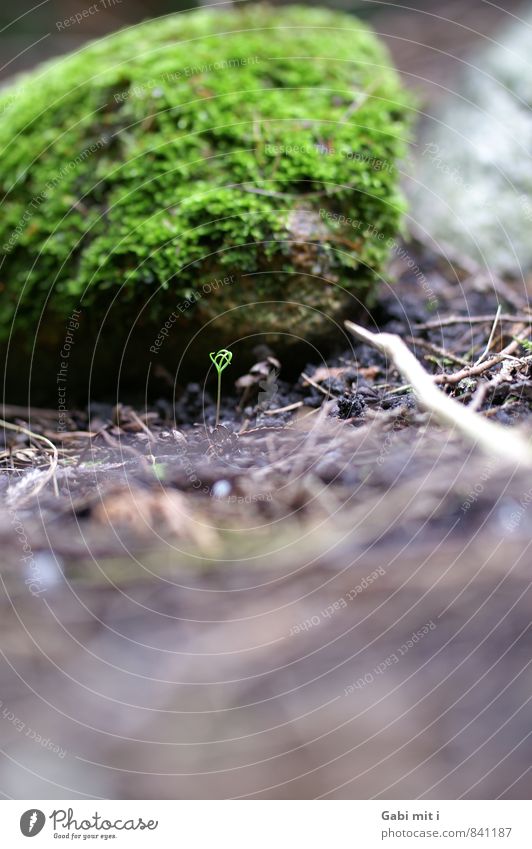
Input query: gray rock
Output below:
<box><xmin>410</xmin><ymin>12</ymin><xmax>532</xmax><ymax>275</ymax></box>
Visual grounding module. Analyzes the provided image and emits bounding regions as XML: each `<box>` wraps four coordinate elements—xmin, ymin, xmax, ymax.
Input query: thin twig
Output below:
<box><xmin>434</xmin><ymin>328</ymin><xmax>524</xmax><ymax>386</ymax></box>
<box><xmin>1</xmin><ymin>417</ymin><xmax>59</xmax><ymax>501</ymax></box>
<box><xmin>415</xmin><ymin>314</ymin><xmax>531</xmax><ymax>330</ymax></box>
<box><xmin>406</xmin><ymin>336</ymin><xmax>470</xmax><ymax>367</ymax></box>
<box><xmin>469</xmin><ymin>353</ymin><xmax>532</xmax><ymax>411</ymax></box>
<box><xmin>474</xmin><ymin>305</ymin><xmax>501</xmax><ymax>365</ymax></box>
<box><xmin>301</xmin><ymin>372</ymin><xmax>333</xmax><ymax>398</ymax></box>
<box><xmin>345</xmin><ymin>321</ymin><xmax>532</xmax><ymax>467</ymax></box>
<box><xmin>45</xmin><ymin>430</ymin><xmax>98</xmax><ymax>439</ymax></box>
<box><xmin>129</xmin><ymin>409</ymin><xmax>156</xmax><ymax>442</ymax></box>
<box><xmin>264</xmin><ymin>400</ymin><xmax>303</xmax><ymax>416</ymax></box>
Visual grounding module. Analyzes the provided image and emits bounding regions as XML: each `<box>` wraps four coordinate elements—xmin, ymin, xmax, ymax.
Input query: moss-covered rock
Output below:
<box><xmin>0</xmin><ymin>5</ymin><xmax>410</xmax><ymax>395</ymax></box>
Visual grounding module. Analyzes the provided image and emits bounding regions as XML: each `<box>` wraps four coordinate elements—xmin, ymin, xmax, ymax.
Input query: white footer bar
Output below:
<box><xmin>1</xmin><ymin>800</ymin><xmax>529</xmax><ymax>847</ymax></box>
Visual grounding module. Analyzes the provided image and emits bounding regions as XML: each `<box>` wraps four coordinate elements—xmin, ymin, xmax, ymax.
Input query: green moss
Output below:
<box><xmin>0</xmin><ymin>4</ymin><xmax>411</xmax><ymax>349</ymax></box>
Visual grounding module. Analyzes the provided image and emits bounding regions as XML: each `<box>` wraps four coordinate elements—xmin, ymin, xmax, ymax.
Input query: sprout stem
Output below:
<box><xmin>209</xmin><ymin>349</ymin><xmax>233</xmax><ymax>428</ymax></box>
<box><xmin>216</xmin><ymin>370</ymin><xmax>222</xmax><ymax>427</ymax></box>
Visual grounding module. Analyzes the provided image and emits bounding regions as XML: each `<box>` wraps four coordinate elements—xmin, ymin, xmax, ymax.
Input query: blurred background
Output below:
<box><xmin>0</xmin><ymin>0</ymin><xmax>528</xmax><ymax>101</ymax></box>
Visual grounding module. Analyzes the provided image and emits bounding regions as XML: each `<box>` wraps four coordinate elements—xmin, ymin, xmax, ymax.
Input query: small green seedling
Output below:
<box><xmin>210</xmin><ymin>349</ymin><xmax>233</xmax><ymax>427</ymax></box>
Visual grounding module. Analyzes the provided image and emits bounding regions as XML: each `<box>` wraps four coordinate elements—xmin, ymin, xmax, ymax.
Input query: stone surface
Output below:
<box><xmin>410</xmin><ymin>10</ymin><xmax>532</xmax><ymax>276</ymax></box>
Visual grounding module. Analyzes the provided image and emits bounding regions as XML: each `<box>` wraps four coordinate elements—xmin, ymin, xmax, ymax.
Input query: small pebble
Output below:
<box><xmin>212</xmin><ymin>479</ymin><xmax>231</xmax><ymax>498</ymax></box>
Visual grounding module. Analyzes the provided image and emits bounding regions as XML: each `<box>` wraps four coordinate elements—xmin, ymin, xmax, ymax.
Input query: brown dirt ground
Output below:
<box><xmin>1</xmin><ymin>237</ymin><xmax>532</xmax><ymax>799</ymax></box>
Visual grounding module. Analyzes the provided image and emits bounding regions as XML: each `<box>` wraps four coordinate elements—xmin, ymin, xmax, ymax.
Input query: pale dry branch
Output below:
<box><xmin>345</xmin><ymin>321</ymin><xmax>532</xmax><ymax>467</ymax></box>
